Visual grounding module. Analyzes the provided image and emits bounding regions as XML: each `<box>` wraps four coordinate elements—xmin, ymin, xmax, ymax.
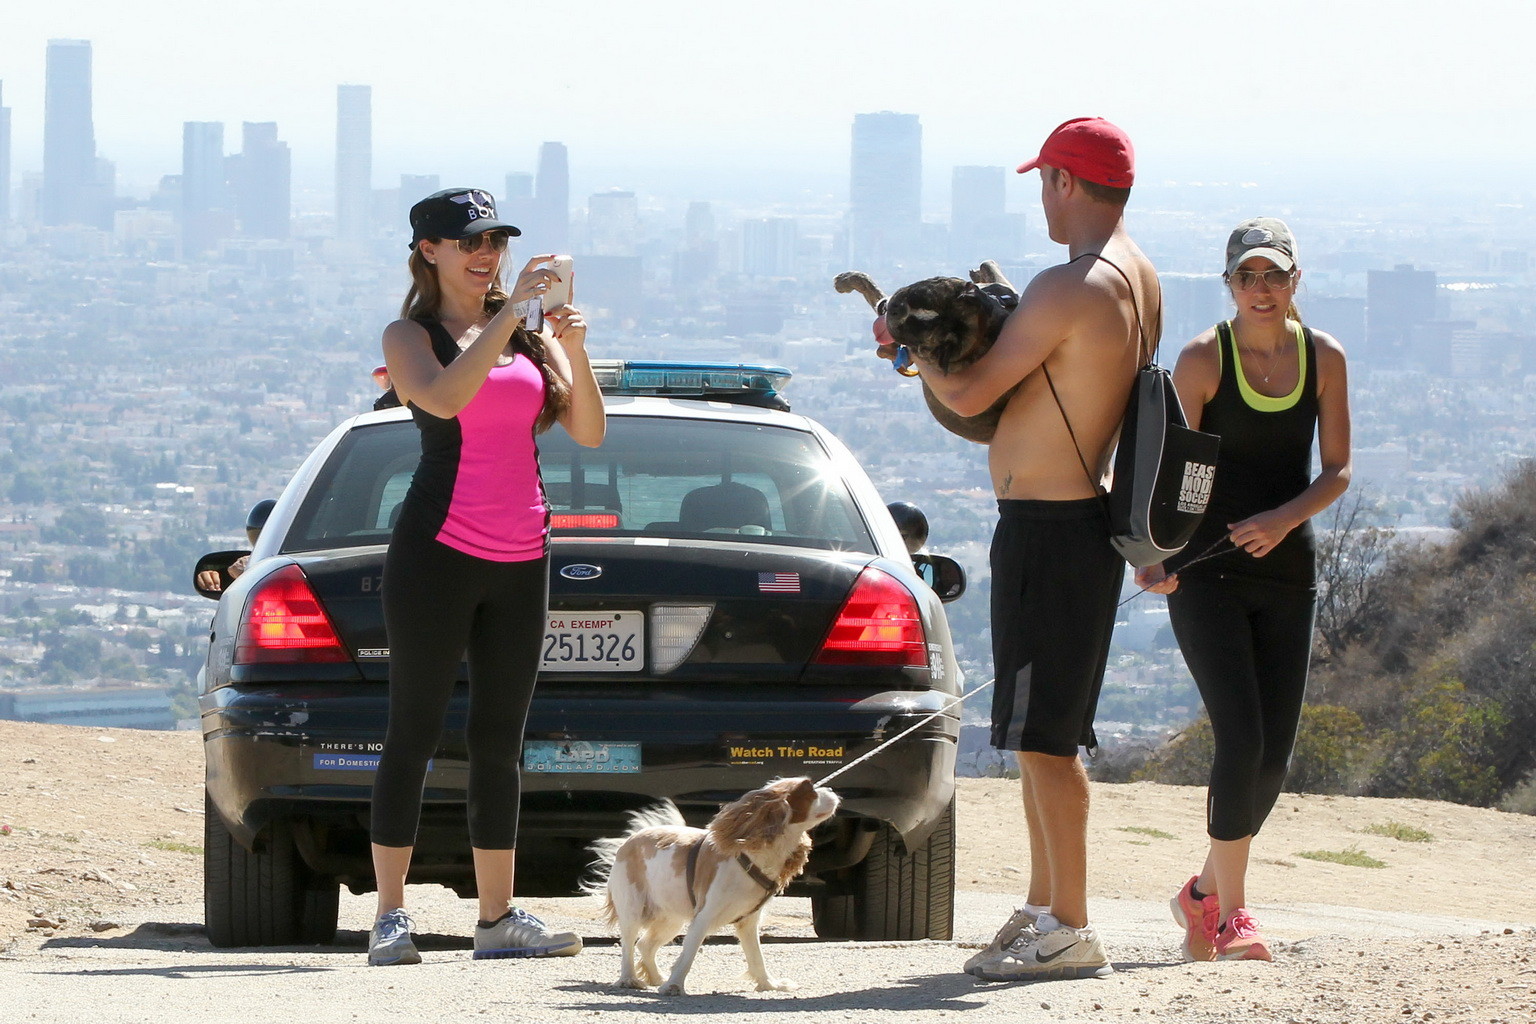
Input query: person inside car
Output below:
<box><xmin>194</xmin><ymin>499</ymin><xmax>276</xmax><ymax>593</ymax></box>
<box><xmin>366</xmin><ymin>188</ymin><xmax>605</xmax><ymax>966</ymax></box>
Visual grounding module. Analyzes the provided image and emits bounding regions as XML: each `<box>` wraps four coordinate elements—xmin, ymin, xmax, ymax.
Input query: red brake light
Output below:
<box><xmin>815</xmin><ymin>567</ymin><xmax>927</xmax><ymax>668</ymax></box>
<box><xmin>551</xmin><ymin>512</ymin><xmax>620</xmax><ymax>530</ymax></box>
<box><xmin>234</xmin><ymin>565</ymin><xmax>350</xmax><ymax>664</ymax></box>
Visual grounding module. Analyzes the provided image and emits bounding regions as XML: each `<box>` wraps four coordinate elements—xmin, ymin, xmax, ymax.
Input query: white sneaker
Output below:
<box><xmin>472</xmin><ymin>907</ymin><xmax>582</xmax><ymax>959</ymax></box>
<box><xmin>971</xmin><ymin>920</ymin><xmax>1114</xmax><ymax>982</ymax></box>
<box><xmin>367</xmin><ymin>908</ymin><xmax>421</xmax><ymax>966</ymax></box>
<box><xmin>963</xmin><ymin>906</ymin><xmax>1042</xmax><ymax>975</ymax></box>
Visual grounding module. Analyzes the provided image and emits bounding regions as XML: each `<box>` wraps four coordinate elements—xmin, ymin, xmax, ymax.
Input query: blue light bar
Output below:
<box><xmin>590</xmin><ymin>360</ymin><xmax>792</xmax><ymax>403</ymax></box>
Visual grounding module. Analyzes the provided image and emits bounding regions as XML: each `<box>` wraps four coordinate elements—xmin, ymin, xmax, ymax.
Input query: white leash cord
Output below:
<box><xmin>814</xmin><ymin>677</ymin><xmax>995</xmax><ymax>787</ymax></box>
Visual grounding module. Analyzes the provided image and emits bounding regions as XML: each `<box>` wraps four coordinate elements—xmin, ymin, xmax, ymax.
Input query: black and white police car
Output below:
<box><xmin>194</xmin><ymin>361</ymin><xmax>967</xmax><ymax>947</ymax></box>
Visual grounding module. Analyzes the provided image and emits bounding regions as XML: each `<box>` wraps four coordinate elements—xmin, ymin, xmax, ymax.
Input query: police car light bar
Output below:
<box><xmin>590</xmin><ymin>360</ymin><xmax>792</xmax><ymax>405</ymax></box>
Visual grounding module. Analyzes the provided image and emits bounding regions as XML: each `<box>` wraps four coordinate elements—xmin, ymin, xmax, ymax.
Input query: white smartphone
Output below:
<box><xmin>543</xmin><ymin>255</ymin><xmax>574</xmax><ymax>310</ymax></box>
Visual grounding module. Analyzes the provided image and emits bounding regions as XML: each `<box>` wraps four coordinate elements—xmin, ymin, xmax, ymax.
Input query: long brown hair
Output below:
<box><xmin>400</xmin><ymin>246</ymin><xmax>571</xmax><ymax>433</ymax></box>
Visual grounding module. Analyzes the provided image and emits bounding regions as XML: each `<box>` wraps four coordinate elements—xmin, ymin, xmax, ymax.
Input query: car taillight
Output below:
<box><xmin>814</xmin><ymin>567</ymin><xmax>927</xmax><ymax>668</ymax></box>
<box><xmin>234</xmin><ymin>565</ymin><xmax>350</xmax><ymax>664</ymax></box>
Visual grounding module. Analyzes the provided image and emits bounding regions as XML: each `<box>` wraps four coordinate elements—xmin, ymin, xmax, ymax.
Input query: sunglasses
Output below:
<box><xmin>1228</xmin><ymin>268</ymin><xmax>1295</xmax><ymax>290</ymax></box>
<box><xmin>456</xmin><ymin>231</ymin><xmax>510</xmax><ymax>255</ymax></box>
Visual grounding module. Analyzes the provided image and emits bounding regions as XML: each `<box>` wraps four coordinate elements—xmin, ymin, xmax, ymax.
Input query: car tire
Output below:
<box><xmin>204</xmin><ymin>794</ymin><xmax>339</xmax><ymax>947</ymax></box>
<box><xmin>811</xmin><ymin>797</ymin><xmax>955</xmax><ymax>941</ymax></box>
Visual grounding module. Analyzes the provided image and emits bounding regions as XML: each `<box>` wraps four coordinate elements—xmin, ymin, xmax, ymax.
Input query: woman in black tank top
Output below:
<box><xmin>1134</xmin><ymin>218</ymin><xmax>1353</xmax><ymax>963</ymax></box>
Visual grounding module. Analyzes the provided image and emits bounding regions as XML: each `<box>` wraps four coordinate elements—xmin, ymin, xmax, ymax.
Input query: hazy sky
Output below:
<box><xmin>5</xmin><ymin>1</ymin><xmax>1534</xmax><ymax>206</ymax></box>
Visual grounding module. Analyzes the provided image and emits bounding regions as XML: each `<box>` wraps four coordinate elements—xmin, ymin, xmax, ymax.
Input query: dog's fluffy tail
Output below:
<box><xmin>578</xmin><ymin>800</ymin><xmax>688</xmax><ymax>920</ymax></box>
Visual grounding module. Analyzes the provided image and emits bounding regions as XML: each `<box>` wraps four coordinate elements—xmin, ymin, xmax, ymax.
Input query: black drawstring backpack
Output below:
<box><xmin>1047</xmin><ymin>254</ymin><xmax>1220</xmax><ymax>568</ymax></box>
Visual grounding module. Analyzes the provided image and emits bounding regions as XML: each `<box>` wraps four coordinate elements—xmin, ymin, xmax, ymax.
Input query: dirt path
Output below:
<box><xmin>3</xmin><ymin>720</ymin><xmax>1533</xmax><ymax>1023</ymax></box>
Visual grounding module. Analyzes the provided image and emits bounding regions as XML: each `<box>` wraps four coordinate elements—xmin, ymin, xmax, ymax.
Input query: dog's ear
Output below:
<box><xmin>786</xmin><ymin>779</ymin><xmax>817</xmax><ymax>823</ymax></box>
<box><xmin>711</xmin><ymin>787</ymin><xmax>792</xmax><ymax>848</ymax></box>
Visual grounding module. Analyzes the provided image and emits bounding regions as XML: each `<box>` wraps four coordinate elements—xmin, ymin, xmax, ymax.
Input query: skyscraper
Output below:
<box><xmin>534</xmin><ymin>142</ymin><xmax>570</xmax><ymax>253</ymax></box>
<box><xmin>336</xmin><ymin>85</ymin><xmax>372</xmax><ymax>241</ymax></box>
<box><xmin>587</xmin><ymin>190</ymin><xmax>638</xmax><ymax>257</ymax></box>
<box><xmin>43</xmin><ymin>39</ymin><xmax>110</xmax><ymax>229</ymax></box>
<box><xmin>232</xmin><ymin>122</ymin><xmax>290</xmax><ymax>240</ymax></box>
<box><xmin>0</xmin><ymin>81</ymin><xmax>11</xmax><ymax>226</ymax></box>
<box><xmin>849</xmin><ymin>112</ymin><xmax>921</xmax><ymax>268</ymax></box>
<box><xmin>950</xmin><ymin>165</ymin><xmax>1016</xmax><ymax>264</ymax></box>
<box><xmin>399</xmin><ymin>174</ymin><xmax>440</xmax><ymax>223</ymax></box>
<box><xmin>182</xmin><ymin>121</ymin><xmax>228</xmax><ymax>255</ymax></box>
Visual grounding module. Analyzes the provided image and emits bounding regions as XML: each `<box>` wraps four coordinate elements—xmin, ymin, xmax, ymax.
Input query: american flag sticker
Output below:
<box><xmin>758</xmin><ymin>571</ymin><xmax>801</xmax><ymax>593</ymax></box>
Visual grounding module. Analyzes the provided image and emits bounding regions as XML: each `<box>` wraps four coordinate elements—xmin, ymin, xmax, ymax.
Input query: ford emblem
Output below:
<box><xmin>559</xmin><ymin>563</ymin><xmax>603</xmax><ymax>581</ymax></box>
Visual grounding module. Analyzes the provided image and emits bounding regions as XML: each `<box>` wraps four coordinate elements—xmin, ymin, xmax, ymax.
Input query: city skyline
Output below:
<box><xmin>5</xmin><ymin>2</ymin><xmax>1536</xmax><ymax>210</ymax></box>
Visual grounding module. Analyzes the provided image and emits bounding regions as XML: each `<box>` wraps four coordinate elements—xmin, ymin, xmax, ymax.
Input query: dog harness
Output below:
<box><xmin>685</xmin><ymin>842</ymin><xmax>781</xmax><ymax>923</ymax></box>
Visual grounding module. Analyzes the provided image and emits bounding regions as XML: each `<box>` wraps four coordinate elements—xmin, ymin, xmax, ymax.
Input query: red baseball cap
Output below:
<box><xmin>1016</xmin><ymin>117</ymin><xmax>1134</xmax><ymax>188</ymax></box>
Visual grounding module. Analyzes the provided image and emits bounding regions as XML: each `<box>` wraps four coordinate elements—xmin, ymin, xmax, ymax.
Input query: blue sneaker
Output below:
<box><xmin>473</xmin><ymin>907</ymin><xmax>582</xmax><ymax>959</ymax></box>
<box><xmin>367</xmin><ymin>908</ymin><xmax>421</xmax><ymax>966</ymax></box>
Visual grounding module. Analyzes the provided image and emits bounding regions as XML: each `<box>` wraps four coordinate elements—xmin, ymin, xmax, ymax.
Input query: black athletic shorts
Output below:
<box><xmin>989</xmin><ymin>498</ymin><xmax>1124</xmax><ymax>756</ymax></box>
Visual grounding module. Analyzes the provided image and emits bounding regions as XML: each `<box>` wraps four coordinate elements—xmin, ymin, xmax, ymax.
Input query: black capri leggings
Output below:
<box><xmin>1167</xmin><ymin>573</ymin><xmax>1315</xmax><ymax>842</ymax></box>
<box><xmin>370</xmin><ymin>526</ymin><xmax>548</xmax><ymax>850</ymax></box>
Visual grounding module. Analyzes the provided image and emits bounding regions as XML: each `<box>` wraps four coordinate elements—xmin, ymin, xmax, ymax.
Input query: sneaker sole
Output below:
<box><xmin>472</xmin><ymin>939</ymin><xmax>582</xmax><ymax>960</ymax></box>
<box><xmin>974</xmin><ymin>963</ymin><xmax>1114</xmax><ymax>982</ymax></box>
<box><xmin>368</xmin><ymin>951</ymin><xmax>422</xmax><ymax>967</ymax></box>
<box><xmin>1216</xmin><ymin>944</ymin><xmax>1272</xmax><ymax>962</ymax></box>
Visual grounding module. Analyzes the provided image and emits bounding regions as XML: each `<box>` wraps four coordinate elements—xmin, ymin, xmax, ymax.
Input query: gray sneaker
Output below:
<box><xmin>963</xmin><ymin>906</ymin><xmax>1041</xmax><ymax>975</ymax></box>
<box><xmin>367</xmin><ymin>908</ymin><xmax>421</xmax><ymax>966</ymax></box>
<box><xmin>971</xmin><ymin>922</ymin><xmax>1114</xmax><ymax>982</ymax></box>
<box><xmin>473</xmin><ymin>907</ymin><xmax>582</xmax><ymax>959</ymax></box>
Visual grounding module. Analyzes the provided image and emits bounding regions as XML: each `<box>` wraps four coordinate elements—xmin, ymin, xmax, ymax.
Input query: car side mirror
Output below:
<box><xmin>912</xmin><ymin>553</ymin><xmax>966</xmax><ymax>603</ymax></box>
<box><xmin>193</xmin><ymin>550</ymin><xmax>251</xmax><ymax>600</ymax></box>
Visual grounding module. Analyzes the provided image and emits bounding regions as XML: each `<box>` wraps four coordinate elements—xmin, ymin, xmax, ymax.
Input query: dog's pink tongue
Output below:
<box><xmin>872</xmin><ymin>314</ymin><xmax>894</xmax><ymax>349</ymax></box>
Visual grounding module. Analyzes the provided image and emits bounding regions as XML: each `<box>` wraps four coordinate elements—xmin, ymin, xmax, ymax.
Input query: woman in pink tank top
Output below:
<box><xmin>366</xmin><ymin>188</ymin><xmax>604</xmax><ymax>966</ymax></box>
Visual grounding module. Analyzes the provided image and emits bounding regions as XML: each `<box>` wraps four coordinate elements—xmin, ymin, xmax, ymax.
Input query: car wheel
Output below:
<box><xmin>204</xmin><ymin>793</ymin><xmax>340</xmax><ymax>947</ymax></box>
<box><xmin>811</xmin><ymin>797</ymin><xmax>955</xmax><ymax>941</ymax></box>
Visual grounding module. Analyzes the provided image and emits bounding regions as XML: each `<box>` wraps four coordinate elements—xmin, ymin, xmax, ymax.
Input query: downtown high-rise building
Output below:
<box><xmin>399</xmin><ymin>173</ymin><xmax>440</xmax><ymax>223</ymax></box>
<box><xmin>849</xmin><ymin>111</ymin><xmax>921</xmax><ymax>269</ymax></box>
<box><xmin>43</xmin><ymin>39</ymin><xmax>112</xmax><ymax>229</ymax></box>
<box><xmin>949</xmin><ymin>165</ymin><xmax>1019</xmax><ymax>265</ymax></box>
<box><xmin>182</xmin><ymin>121</ymin><xmax>229</xmax><ymax>256</ymax></box>
<box><xmin>534</xmin><ymin>141</ymin><xmax>570</xmax><ymax>253</ymax></box>
<box><xmin>336</xmin><ymin>84</ymin><xmax>372</xmax><ymax>241</ymax></box>
<box><xmin>233</xmin><ymin>122</ymin><xmax>291</xmax><ymax>240</ymax></box>
<box><xmin>0</xmin><ymin>81</ymin><xmax>11</xmax><ymax>225</ymax></box>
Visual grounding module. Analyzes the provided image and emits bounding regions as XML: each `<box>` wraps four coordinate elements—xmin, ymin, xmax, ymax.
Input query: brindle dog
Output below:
<box><xmin>835</xmin><ymin>261</ymin><xmax>1020</xmax><ymax>444</ymax></box>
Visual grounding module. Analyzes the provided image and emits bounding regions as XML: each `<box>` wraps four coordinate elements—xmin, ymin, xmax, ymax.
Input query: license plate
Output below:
<box><xmin>523</xmin><ymin>740</ymin><xmax>641</xmax><ymax>774</ymax></box>
<box><xmin>542</xmin><ymin>611</ymin><xmax>643</xmax><ymax>671</ymax></box>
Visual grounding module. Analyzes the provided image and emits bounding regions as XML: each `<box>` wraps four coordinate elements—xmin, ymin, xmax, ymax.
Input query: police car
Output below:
<box><xmin>194</xmin><ymin>361</ymin><xmax>966</xmax><ymax>947</ymax></box>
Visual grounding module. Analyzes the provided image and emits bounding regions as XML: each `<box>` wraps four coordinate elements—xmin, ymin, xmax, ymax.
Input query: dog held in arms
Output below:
<box><xmin>584</xmin><ymin>777</ymin><xmax>840</xmax><ymax>995</ymax></box>
<box><xmin>834</xmin><ymin>260</ymin><xmax>1020</xmax><ymax>444</ymax></box>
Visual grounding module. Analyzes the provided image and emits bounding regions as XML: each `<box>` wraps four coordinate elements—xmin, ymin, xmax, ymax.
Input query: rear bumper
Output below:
<box><xmin>201</xmin><ymin>683</ymin><xmax>956</xmax><ymax>891</ymax></box>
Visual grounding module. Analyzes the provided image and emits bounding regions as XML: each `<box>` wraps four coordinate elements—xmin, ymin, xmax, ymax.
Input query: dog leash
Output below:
<box><xmin>1115</xmin><ymin>535</ymin><xmax>1238</xmax><ymax>609</ymax></box>
<box><xmin>813</xmin><ymin>677</ymin><xmax>996</xmax><ymax>788</ymax></box>
<box><xmin>810</xmin><ymin>528</ymin><xmax>1240</xmax><ymax>786</ymax></box>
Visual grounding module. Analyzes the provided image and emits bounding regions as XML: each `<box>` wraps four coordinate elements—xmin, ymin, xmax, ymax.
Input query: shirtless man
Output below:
<box><xmin>912</xmin><ymin>118</ymin><xmax>1158</xmax><ymax>982</ymax></box>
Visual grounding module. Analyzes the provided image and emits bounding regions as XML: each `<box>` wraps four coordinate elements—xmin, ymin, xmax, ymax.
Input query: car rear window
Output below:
<box><xmin>283</xmin><ymin>416</ymin><xmax>875</xmax><ymax>553</ymax></box>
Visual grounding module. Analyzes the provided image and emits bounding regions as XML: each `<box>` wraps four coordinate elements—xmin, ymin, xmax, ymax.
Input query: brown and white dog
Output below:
<box><xmin>585</xmin><ymin>777</ymin><xmax>840</xmax><ymax>995</ymax></box>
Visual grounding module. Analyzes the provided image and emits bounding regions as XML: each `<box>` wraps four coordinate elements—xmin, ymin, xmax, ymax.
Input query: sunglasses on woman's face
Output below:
<box><xmin>1228</xmin><ymin>268</ymin><xmax>1295</xmax><ymax>291</ymax></box>
<box><xmin>456</xmin><ymin>231</ymin><xmax>510</xmax><ymax>255</ymax></box>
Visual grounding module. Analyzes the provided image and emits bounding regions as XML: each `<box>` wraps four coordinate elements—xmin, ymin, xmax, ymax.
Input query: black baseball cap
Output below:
<box><xmin>408</xmin><ymin>188</ymin><xmax>521</xmax><ymax>249</ymax></box>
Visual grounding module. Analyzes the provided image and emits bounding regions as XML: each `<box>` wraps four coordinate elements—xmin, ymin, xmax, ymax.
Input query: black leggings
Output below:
<box><xmin>1167</xmin><ymin>573</ymin><xmax>1315</xmax><ymax>842</ymax></box>
<box><xmin>370</xmin><ymin>527</ymin><xmax>548</xmax><ymax>850</ymax></box>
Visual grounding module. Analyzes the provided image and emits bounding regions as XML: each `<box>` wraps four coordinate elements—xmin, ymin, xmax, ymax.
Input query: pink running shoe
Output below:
<box><xmin>1169</xmin><ymin>876</ymin><xmax>1218</xmax><ymax>961</ymax></box>
<box><xmin>1214</xmin><ymin>908</ymin><xmax>1273</xmax><ymax>961</ymax></box>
